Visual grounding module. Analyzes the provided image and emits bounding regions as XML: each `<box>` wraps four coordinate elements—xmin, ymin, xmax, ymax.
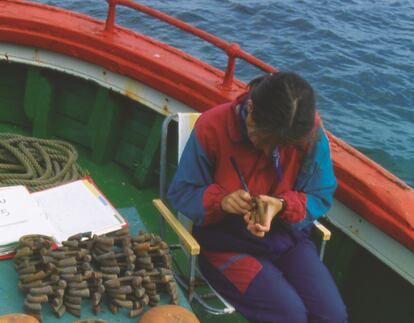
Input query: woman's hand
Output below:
<box><xmin>244</xmin><ymin>195</ymin><xmax>284</xmax><ymax>237</ymax></box>
<box><xmin>221</xmin><ymin>189</ymin><xmax>253</xmax><ymax>215</ymax></box>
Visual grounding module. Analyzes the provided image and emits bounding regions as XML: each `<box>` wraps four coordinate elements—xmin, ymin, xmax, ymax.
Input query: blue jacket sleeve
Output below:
<box><xmin>289</xmin><ymin>128</ymin><xmax>337</xmax><ymax>230</ymax></box>
<box><xmin>167</xmin><ymin>130</ymin><xmax>227</xmax><ymax>225</ymax></box>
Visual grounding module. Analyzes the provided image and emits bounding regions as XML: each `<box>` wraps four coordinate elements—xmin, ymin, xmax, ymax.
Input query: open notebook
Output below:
<box><xmin>0</xmin><ymin>178</ymin><xmax>127</xmax><ymax>257</ymax></box>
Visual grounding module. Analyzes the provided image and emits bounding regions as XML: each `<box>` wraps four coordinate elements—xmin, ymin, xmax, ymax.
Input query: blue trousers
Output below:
<box><xmin>195</xmin><ymin>219</ymin><xmax>347</xmax><ymax>323</ymax></box>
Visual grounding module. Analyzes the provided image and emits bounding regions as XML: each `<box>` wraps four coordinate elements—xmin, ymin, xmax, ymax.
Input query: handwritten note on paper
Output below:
<box><xmin>0</xmin><ymin>179</ymin><xmax>125</xmax><ymax>251</ymax></box>
<box><xmin>0</xmin><ymin>186</ymin><xmax>56</xmax><ymax>246</ymax></box>
<box><xmin>32</xmin><ymin>179</ymin><xmax>125</xmax><ymax>243</ymax></box>
<box><xmin>0</xmin><ymin>186</ymin><xmax>30</xmax><ymax>228</ymax></box>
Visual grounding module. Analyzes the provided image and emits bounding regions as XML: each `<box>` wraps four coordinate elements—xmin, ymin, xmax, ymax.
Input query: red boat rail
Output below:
<box><xmin>104</xmin><ymin>0</ymin><xmax>277</xmax><ymax>88</ymax></box>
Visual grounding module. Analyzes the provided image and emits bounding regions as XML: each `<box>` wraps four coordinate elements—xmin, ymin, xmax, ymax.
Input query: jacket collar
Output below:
<box><xmin>227</xmin><ymin>94</ymin><xmax>248</xmax><ymax>143</ymax></box>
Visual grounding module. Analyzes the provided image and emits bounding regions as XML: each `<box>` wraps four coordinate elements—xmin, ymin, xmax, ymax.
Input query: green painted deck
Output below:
<box><xmin>0</xmin><ymin>61</ymin><xmax>413</xmax><ymax>322</ymax></box>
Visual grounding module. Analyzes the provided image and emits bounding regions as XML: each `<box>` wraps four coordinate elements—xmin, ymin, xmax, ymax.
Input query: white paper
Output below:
<box><xmin>0</xmin><ymin>186</ymin><xmax>30</xmax><ymax>227</ymax></box>
<box><xmin>32</xmin><ymin>179</ymin><xmax>125</xmax><ymax>243</ymax></box>
<box><xmin>0</xmin><ymin>179</ymin><xmax>125</xmax><ymax>251</ymax></box>
<box><xmin>0</xmin><ymin>186</ymin><xmax>56</xmax><ymax>245</ymax></box>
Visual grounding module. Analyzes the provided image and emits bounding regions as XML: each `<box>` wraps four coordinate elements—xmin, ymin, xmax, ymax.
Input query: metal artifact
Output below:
<box><xmin>13</xmin><ymin>229</ymin><xmax>179</xmax><ymax>321</ymax></box>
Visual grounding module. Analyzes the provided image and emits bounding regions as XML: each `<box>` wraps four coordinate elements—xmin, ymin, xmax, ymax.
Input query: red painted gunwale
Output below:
<box><xmin>0</xmin><ymin>0</ymin><xmax>413</xmax><ymax>251</ymax></box>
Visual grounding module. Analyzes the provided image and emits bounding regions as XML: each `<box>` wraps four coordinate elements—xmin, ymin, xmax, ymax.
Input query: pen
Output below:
<box><xmin>229</xmin><ymin>156</ymin><xmax>250</xmax><ymax>193</ymax></box>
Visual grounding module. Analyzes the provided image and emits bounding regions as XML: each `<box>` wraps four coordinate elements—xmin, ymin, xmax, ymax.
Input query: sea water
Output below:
<box><xmin>34</xmin><ymin>0</ymin><xmax>414</xmax><ymax>186</ymax></box>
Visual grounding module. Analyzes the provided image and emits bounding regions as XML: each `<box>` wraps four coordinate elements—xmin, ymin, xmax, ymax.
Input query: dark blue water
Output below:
<box><xmin>35</xmin><ymin>0</ymin><xmax>414</xmax><ymax>186</ymax></box>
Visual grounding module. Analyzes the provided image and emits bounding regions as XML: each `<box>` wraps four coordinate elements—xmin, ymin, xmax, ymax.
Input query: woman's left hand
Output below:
<box><xmin>243</xmin><ymin>195</ymin><xmax>284</xmax><ymax>237</ymax></box>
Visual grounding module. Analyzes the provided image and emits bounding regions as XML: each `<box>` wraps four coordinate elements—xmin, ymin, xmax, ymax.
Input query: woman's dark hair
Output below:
<box><xmin>249</xmin><ymin>71</ymin><xmax>317</xmax><ymax>146</ymax></box>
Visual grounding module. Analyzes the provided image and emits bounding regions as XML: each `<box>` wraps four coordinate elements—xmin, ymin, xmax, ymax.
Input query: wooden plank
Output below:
<box><xmin>24</xmin><ymin>67</ymin><xmax>53</xmax><ymax>137</ymax></box>
<box><xmin>134</xmin><ymin>115</ymin><xmax>164</xmax><ymax>187</ymax></box>
<box><xmin>0</xmin><ymin>63</ymin><xmax>28</xmax><ymax>127</ymax></box>
<box><xmin>0</xmin><ymin>62</ymin><xmax>26</xmax><ymax>82</ymax></box>
<box><xmin>152</xmin><ymin>199</ymin><xmax>200</xmax><ymax>256</ymax></box>
<box><xmin>0</xmin><ymin>83</ymin><xmax>24</xmax><ymax>97</ymax></box>
<box><xmin>121</xmin><ymin>120</ymin><xmax>150</xmax><ymax>148</ymax></box>
<box><xmin>115</xmin><ymin>142</ymin><xmax>143</xmax><ymax>170</ymax></box>
<box><xmin>130</xmin><ymin>102</ymin><xmax>157</xmax><ymax>125</ymax></box>
<box><xmin>52</xmin><ymin>114</ymin><xmax>90</xmax><ymax>147</ymax></box>
<box><xmin>0</xmin><ymin>98</ymin><xmax>28</xmax><ymax>126</ymax></box>
<box><xmin>119</xmin><ymin>104</ymin><xmax>153</xmax><ymax>148</ymax></box>
<box><xmin>51</xmin><ymin>73</ymin><xmax>95</xmax><ymax>123</ymax></box>
<box><xmin>89</xmin><ymin>89</ymin><xmax>122</xmax><ymax>163</ymax></box>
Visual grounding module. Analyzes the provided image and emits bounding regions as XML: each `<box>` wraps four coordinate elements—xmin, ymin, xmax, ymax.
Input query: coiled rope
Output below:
<box><xmin>0</xmin><ymin>134</ymin><xmax>86</xmax><ymax>192</ymax></box>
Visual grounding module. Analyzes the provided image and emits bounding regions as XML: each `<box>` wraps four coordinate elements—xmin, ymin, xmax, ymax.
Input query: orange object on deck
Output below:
<box><xmin>0</xmin><ymin>314</ymin><xmax>39</xmax><ymax>323</ymax></box>
<box><xmin>139</xmin><ymin>305</ymin><xmax>200</xmax><ymax>323</ymax></box>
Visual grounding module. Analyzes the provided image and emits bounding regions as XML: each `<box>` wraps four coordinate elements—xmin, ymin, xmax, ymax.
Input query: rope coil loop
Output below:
<box><xmin>0</xmin><ymin>134</ymin><xmax>86</xmax><ymax>191</ymax></box>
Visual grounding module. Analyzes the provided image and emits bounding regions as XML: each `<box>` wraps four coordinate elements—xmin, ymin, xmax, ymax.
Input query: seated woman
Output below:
<box><xmin>168</xmin><ymin>71</ymin><xmax>347</xmax><ymax>323</ymax></box>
